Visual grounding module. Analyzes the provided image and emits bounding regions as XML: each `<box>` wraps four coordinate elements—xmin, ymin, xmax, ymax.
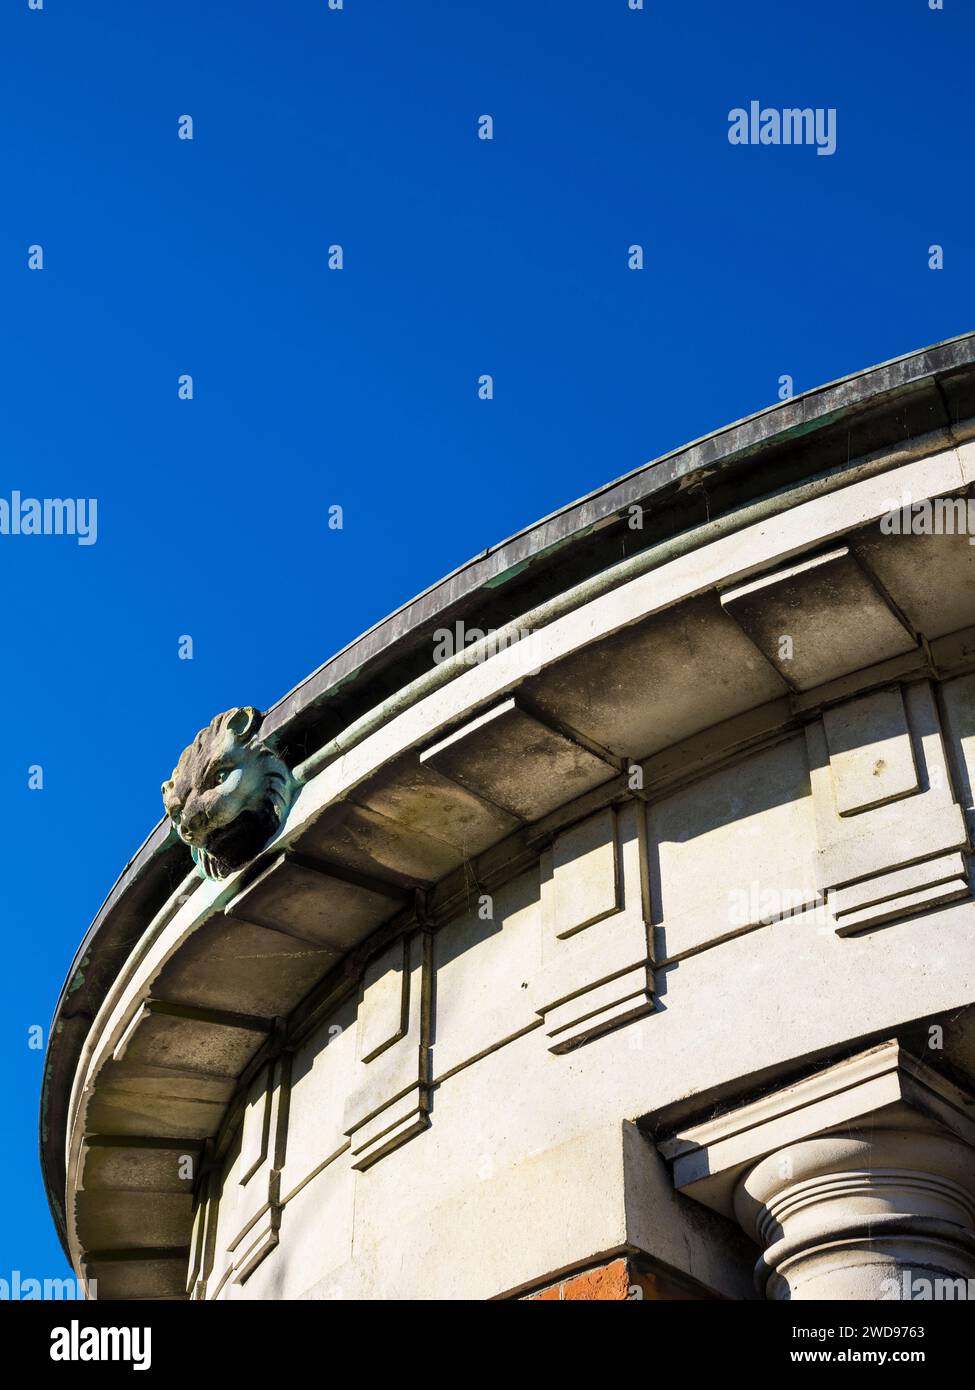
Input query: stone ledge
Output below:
<box><xmin>657</xmin><ymin>1040</ymin><xmax>975</xmax><ymax>1219</ymax></box>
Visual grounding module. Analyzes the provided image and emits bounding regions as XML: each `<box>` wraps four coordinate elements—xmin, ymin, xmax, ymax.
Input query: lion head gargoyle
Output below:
<box><xmin>161</xmin><ymin>707</ymin><xmax>298</xmax><ymax>880</ymax></box>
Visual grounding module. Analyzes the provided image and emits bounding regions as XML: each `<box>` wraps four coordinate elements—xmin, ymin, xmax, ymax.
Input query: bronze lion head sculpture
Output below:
<box><xmin>161</xmin><ymin>707</ymin><xmax>298</xmax><ymax>880</ymax></box>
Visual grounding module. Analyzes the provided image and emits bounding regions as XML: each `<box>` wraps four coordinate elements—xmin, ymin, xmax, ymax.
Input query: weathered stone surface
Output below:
<box><xmin>77</xmin><ymin>1190</ymin><xmax>192</xmax><ymax>1252</ymax></box>
<box><xmin>521</xmin><ymin>594</ymin><xmax>786</xmax><ymax>759</ymax></box>
<box><xmin>420</xmin><ymin>698</ymin><xmax>616</xmax><ymax>821</ymax></box>
<box><xmin>342</xmin><ymin>932</ymin><xmax>430</xmax><ymax>1163</ymax></box>
<box><xmin>432</xmin><ymin>868</ymin><xmax>541</xmax><ymax>1078</ymax></box>
<box><xmin>296</xmin><ymin>799</ymin><xmax>461</xmax><ymax>888</ymax></box>
<box><xmin>80</xmin><ymin>1137</ymin><xmax>200</xmax><ymax>1193</ymax></box>
<box><xmin>85</xmin><ymin>1061</ymin><xmax>234</xmax><ymax>1140</ymax></box>
<box><xmin>854</xmin><ymin>524</ymin><xmax>975</xmax><ymax>642</ymax></box>
<box><xmin>551</xmin><ymin>807</ymin><xmax>620</xmax><ymax>938</ymax></box>
<box><xmin>150</xmin><ymin>914</ymin><xmax>338</xmax><ymax>1020</ymax></box>
<box><xmin>720</xmin><ymin>546</ymin><xmax>916</xmax><ymax>691</ymax></box>
<box><xmin>806</xmin><ymin>681</ymin><xmax>969</xmax><ymax>903</ymax></box>
<box><xmin>649</xmin><ymin>736</ymin><xmax>818</xmax><ymax>958</ymax></box>
<box><xmin>226</xmin><ymin>852</ymin><xmax>405</xmax><ymax>952</ymax></box>
<box><xmin>112</xmin><ymin>1000</ymin><xmax>270</xmax><ymax>1079</ymax></box>
<box><xmin>352</xmin><ymin>756</ymin><xmax>521</xmax><ymax>857</ymax></box>
<box><xmin>84</xmin><ymin>1253</ymin><xmax>190</xmax><ymax>1300</ymax></box>
<box><xmin>822</xmin><ymin>686</ymin><xmax>919</xmax><ymax>814</ymax></box>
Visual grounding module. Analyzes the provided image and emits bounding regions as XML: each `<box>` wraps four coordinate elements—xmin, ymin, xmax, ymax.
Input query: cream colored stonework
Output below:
<box><xmin>52</xmin><ymin>357</ymin><xmax>975</xmax><ymax>1300</ymax></box>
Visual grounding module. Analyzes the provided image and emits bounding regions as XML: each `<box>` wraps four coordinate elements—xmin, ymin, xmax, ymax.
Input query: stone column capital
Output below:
<box><xmin>657</xmin><ymin>1041</ymin><xmax>975</xmax><ymax>1299</ymax></box>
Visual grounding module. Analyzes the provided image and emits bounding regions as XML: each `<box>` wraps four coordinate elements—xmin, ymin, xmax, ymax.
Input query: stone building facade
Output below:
<box><xmin>42</xmin><ymin>337</ymin><xmax>975</xmax><ymax>1300</ymax></box>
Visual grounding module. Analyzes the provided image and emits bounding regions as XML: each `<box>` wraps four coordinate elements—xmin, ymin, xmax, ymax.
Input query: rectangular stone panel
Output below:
<box><xmin>806</xmin><ymin>681</ymin><xmax>968</xmax><ymax>892</ymax></box>
<box><xmin>238</xmin><ymin>1063</ymin><xmax>273</xmax><ymax>1186</ymax></box>
<box><xmin>551</xmin><ymin>807</ymin><xmax>620</xmax><ymax>938</ymax></box>
<box><xmin>648</xmin><ymin>736</ymin><xmax>817</xmax><ymax>959</ymax></box>
<box><xmin>822</xmin><ymin>686</ymin><xmax>919</xmax><ymax>815</ymax></box>
<box><xmin>534</xmin><ymin>800</ymin><xmax>652</xmax><ymax>1051</ymax></box>
<box><xmin>432</xmin><ymin>866</ymin><xmax>542</xmax><ymax>1078</ymax></box>
<box><xmin>357</xmin><ymin>938</ymin><xmax>410</xmax><ymax>1064</ymax></box>
<box><xmin>281</xmin><ymin>994</ymin><xmax>358</xmax><ymax>1199</ymax></box>
<box><xmin>343</xmin><ymin>931</ymin><xmax>431</xmax><ymax>1167</ymax></box>
<box><xmin>344</xmin><ymin>934</ymin><xmax>426</xmax><ymax>1120</ymax></box>
<box><xmin>221</xmin><ymin>1056</ymin><xmax>292</xmax><ymax>1286</ymax></box>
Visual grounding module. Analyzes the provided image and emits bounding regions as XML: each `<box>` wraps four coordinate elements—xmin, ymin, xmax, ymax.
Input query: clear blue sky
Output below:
<box><xmin>2</xmin><ymin>0</ymin><xmax>970</xmax><ymax>1284</ymax></box>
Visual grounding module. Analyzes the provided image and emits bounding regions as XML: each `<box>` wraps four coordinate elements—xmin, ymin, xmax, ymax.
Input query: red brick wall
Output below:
<box><xmin>522</xmin><ymin>1256</ymin><xmax>711</xmax><ymax>1301</ymax></box>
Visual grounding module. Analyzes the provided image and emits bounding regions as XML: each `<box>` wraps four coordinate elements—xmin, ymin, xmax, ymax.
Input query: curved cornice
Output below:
<box><xmin>41</xmin><ymin>333</ymin><xmax>975</xmax><ymax>1264</ymax></box>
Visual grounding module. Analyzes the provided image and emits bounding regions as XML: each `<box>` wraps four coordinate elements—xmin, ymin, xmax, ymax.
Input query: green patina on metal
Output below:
<box><xmin>326</xmin><ymin>667</ymin><xmax>363</xmax><ymax>694</ymax></box>
<box><xmin>482</xmin><ymin>557</ymin><xmax>532</xmax><ymax>589</ymax></box>
<box><xmin>267</xmin><ymin>663</ymin><xmax>368</xmax><ymax>750</ymax></box>
<box><xmin>66</xmin><ymin>956</ymin><xmax>90</xmax><ymax>996</ymax></box>
<box><xmin>40</xmin><ymin>1049</ymin><xmax>55</xmax><ymax>1143</ymax></box>
<box><xmin>482</xmin><ymin>527</ymin><xmax>597</xmax><ymax>590</ymax></box>
<box><xmin>162</xmin><ymin>707</ymin><xmax>298</xmax><ymax>880</ymax></box>
<box><xmin>778</xmin><ymin>408</ymin><xmax>844</xmax><ymax>440</ymax></box>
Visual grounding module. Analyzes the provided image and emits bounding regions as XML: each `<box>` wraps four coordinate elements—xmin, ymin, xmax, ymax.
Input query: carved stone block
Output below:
<box><xmin>225</xmin><ymin>1056</ymin><xmax>291</xmax><ymax>1288</ymax></box>
<box><xmin>720</xmin><ymin>546</ymin><xmax>916</xmax><ymax>691</ymax></box>
<box><xmin>551</xmin><ymin>807</ymin><xmax>620</xmax><ymax>938</ymax></box>
<box><xmin>822</xmin><ymin>686</ymin><xmax>919</xmax><ymax>814</ymax></box>
<box><xmin>226</xmin><ymin>852</ymin><xmax>406</xmax><ymax>953</ymax></box>
<box><xmin>420</xmin><ymin>697</ymin><xmax>616</xmax><ymax>822</ymax></box>
<box><xmin>806</xmin><ymin>680</ymin><xmax>970</xmax><ymax>932</ymax></box>
<box><xmin>533</xmin><ymin>801</ymin><xmax>653</xmax><ymax>1052</ymax></box>
<box><xmin>343</xmin><ymin>931</ymin><xmax>432</xmax><ymax>1170</ymax></box>
<box><xmin>357</xmin><ymin>938</ymin><xmax>410</xmax><ymax>1064</ymax></box>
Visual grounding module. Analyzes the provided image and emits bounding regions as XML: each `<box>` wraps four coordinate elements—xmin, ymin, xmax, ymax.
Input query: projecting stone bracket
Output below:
<box><xmin>226</xmin><ymin>851</ymin><xmax>407</xmax><ymax>955</ymax></box>
<box><xmin>342</xmin><ymin>930</ymin><xmax>433</xmax><ymax>1170</ymax></box>
<box><xmin>420</xmin><ymin>696</ymin><xmax>618</xmax><ymax>823</ymax></box>
<box><xmin>804</xmin><ymin>680</ymin><xmax>971</xmax><ymax>934</ymax></box>
<box><xmin>720</xmin><ymin>545</ymin><xmax>918</xmax><ymax>692</ymax></box>
<box><xmin>220</xmin><ymin>1054</ymin><xmax>292</xmax><ymax>1292</ymax></box>
<box><xmin>533</xmin><ymin>802</ymin><xmax>655</xmax><ymax>1052</ymax></box>
<box><xmin>829</xmin><ymin>851</ymin><xmax>970</xmax><ymax>935</ymax></box>
<box><xmin>718</xmin><ymin>551</ymin><xmax>974</xmax><ymax>936</ymax></box>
